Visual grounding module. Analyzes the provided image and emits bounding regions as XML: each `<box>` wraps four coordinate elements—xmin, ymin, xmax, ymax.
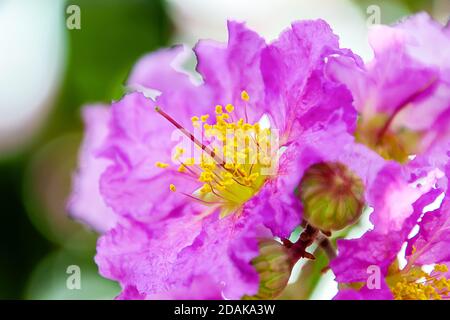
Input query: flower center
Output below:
<box><xmin>387</xmin><ymin>261</ymin><xmax>450</xmax><ymax>300</ymax></box>
<box><xmin>155</xmin><ymin>91</ymin><xmax>276</xmax><ymax>217</ymax></box>
<box><xmin>355</xmin><ymin>77</ymin><xmax>436</xmax><ymax>163</ymax></box>
<box><xmin>355</xmin><ymin>114</ymin><xmax>422</xmax><ymax>163</ymax></box>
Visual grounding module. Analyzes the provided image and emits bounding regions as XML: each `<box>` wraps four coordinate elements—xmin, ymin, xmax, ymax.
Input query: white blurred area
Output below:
<box><xmin>167</xmin><ymin>0</ymin><xmax>374</xmax><ymax>60</ymax></box>
<box><xmin>0</xmin><ymin>0</ymin><xmax>65</xmax><ymax>154</ymax></box>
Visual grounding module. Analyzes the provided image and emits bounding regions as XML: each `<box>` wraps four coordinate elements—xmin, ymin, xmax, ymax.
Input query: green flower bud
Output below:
<box><xmin>244</xmin><ymin>239</ymin><xmax>293</xmax><ymax>300</ymax></box>
<box><xmin>299</xmin><ymin>162</ymin><xmax>365</xmax><ymax>232</ymax></box>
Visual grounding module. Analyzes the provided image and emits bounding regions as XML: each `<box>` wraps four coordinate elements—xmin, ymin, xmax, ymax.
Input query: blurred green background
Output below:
<box><xmin>0</xmin><ymin>0</ymin><xmax>447</xmax><ymax>299</ymax></box>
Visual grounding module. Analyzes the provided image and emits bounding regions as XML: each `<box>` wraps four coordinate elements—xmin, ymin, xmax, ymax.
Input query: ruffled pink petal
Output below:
<box><xmin>261</xmin><ymin>19</ymin><xmax>361</xmax><ymax>140</ymax></box>
<box><xmin>368</xmin><ymin>164</ymin><xmax>439</xmax><ymax>234</ymax></box>
<box><xmin>194</xmin><ymin>21</ymin><xmax>267</xmax><ymax>124</ymax></box>
<box><xmin>96</xmin><ymin>210</ymin><xmax>268</xmax><ymax>300</ymax></box>
<box><xmin>67</xmin><ymin>106</ymin><xmax>117</xmax><ymax>233</ymax></box>
<box><xmin>395</xmin><ymin>13</ymin><xmax>450</xmax><ymax>75</ymax></box>
<box><xmin>128</xmin><ymin>45</ymin><xmax>213</xmax><ymax>131</ymax></box>
<box><xmin>96</xmin><ymin>213</ymin><xmax>204</xmax><ymax>297</ymax></box>
<box><xmin>329</xmin><ymin>13</ymin><xmax>450</xmax><ymax>160</ymax></box>
<box><xmin>99</xmin><ymin>92</ymin><xmax>203</xmax><ymax>221</ymax></box>
<box><xmin>406</xmin><ymin>164</ymin><xmax>450</xmax><ymax>265</ymax></box>
<box><xmin>172</xmin><ymin>211</ymin><xmax>268</xmax><ymax>299</ymax></box>
<box><xmin>334</xmin><ymin>280</ymin><xmax>393</xmax><ymax>300</ymax></box>
<box><xmin>146</xmin><ymin>275</ymin><xmax>223</xmax><ymax>300</ymax></box>
<box><xmin>128</xmin><ymin>45</ymin><xmax>197</xmax><ymax>94</ymax></box>
<box><xmin>116</xmin><ymin>286</ymin><xmax>146</xmax><ymax>300</ymax></box>
<box><xmin>117</xmin><ymin>278</ymin><xmax>223</xmax><ymax>300</ymax></box>
<box><xmin>407</xmin><ymin>200</ymin><xmax>450</xmax><ymax>265</ymax></box>
<box><xmin>332</xmin><ymin>231</ymin><xmax>401</xmax><ymax>283</ymax></box>
<box><xmin>332</xmin><ymin>168</ymin><xmax>442</xmax><ymax>284</ymax></box>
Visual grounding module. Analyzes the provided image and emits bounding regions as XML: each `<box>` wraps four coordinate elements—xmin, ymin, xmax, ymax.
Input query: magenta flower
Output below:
<box><xmin>67</xmin><ymin>106</ymin><xmax>117</xmax><ymax>233</ymax></box>
<box><xmin>331</xmin><ymin>162</ymin><xmax>450</xmax><ymax>300</ymax></box>
<box><xmin>328</xmin><ymin>13</ymin><xmax>450</xmax><ymax>167</ymax></box>
<box><xmin>68</xmin><ymin>20</ymin><xmax>361</xmax><ymax>299</ymax></box>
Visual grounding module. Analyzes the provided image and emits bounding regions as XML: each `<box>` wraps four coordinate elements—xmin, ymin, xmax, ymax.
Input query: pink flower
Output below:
<box><xmin>68</xmin><ymin>20</ymin><xmax>360</xmax><ymax>299</ymax></box>
<box><xmin>328</xmin><ymin>13</ymin><xmax>450</xmax><ymax>167</ymax></box>
<box><xmin>67</xmin><ymin>106</ymin><xmax>117</xmax><ymax>233</ymax></box>
<box><xmin>332</xmin><ymin>162</ymin><xmax>450</xmax><ymax>300</ymax></box>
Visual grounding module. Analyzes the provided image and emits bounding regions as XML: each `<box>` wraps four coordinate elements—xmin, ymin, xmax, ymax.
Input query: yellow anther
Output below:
<box><xmin>241</xmin><ymin>90</ymin><xmax>250</xmax><ymax>101</ymax></box>
<box><xmin>236</xmin><ymin>152</ymin><xmax>247</xmax><ymax>160</ymax></box>
<box><xmin>201</xmin><ymin>114</ymin><xmax>210</xmax><ymax>122</ymax></box>
<box><xmin>155</xmin><ymin>161</ymin><xmax>169</xmax><ymax>169</ymax></box>
<box><xmin>248</xmin><ymin>173</ymin><xmax>259</xmax><ymax>181</ymax></box>
<box><xmin>225</xmin><ymin>104</ymin><xmax>235</xmax><ymax>113</ymax></box>
<box><xmin>200</xmin><ymin>184</ymin><xmax>211</xmax><ymax>194</ymax></box>
<box><xmin>184</xmin><ymin>158</ymin><xmax>196</xmax><ymax>166</ymax></box>
<box><xmin>262</xmin><ymin>156</ymin><xmax>272</xmax><ymax>166</ymax></box>
<box><xmin>199</xmin><ymin>171</ymin><xmax>213</xmax><ymax>182</ymax></box>
<box><xmin>169</xmin><ymin>184</ymin><xmax>176</xmax><ymax>192</ymax></box>
<box><xmin>191</xmin><ymin>116</ymin><xmax>200</xmax><ymax>128</ymax></box>
<box><xmin>221</xmin><ymin>171</ymin><xmax>233</xmax><ymax>179</ymax></box>
<box><xmin>435</xmin><ymin>264</ymin><xmax>449</xmax><ymax>273</ymax></box>
<box><xmin>215</xmin><ymin>105</ymin><xmax>223</xmax><ymax>114</ymax></box>
<box><xmin>177</xmin><ymin>165</ymin><xmax>186</xmax><ymax>173</ymax></box>
<box><xmin>221</xmin><ymin>171</ymin><xmax>234</xmax><ymax>186</ymax></box>
<box><xmin>200</xmin><ymin>162</ymin><xmax>215</xmax><ymax>170</ymax></box>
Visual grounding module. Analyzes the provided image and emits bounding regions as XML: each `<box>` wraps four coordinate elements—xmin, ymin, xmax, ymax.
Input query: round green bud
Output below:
<box><xmin>299</xmin><ymin>162</ymin><xmax>365</xmax><ymax>232</ymax></box>
<box><xmin>244</xmin><ymin>239</ymin><xmax>293</xmax><ymax>300</ymax></box>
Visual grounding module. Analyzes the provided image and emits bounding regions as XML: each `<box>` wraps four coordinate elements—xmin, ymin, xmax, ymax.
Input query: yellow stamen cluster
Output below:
<box><xmin>155</xmin><ymin>90</ymin><xmax>275</xmax><ymax>217</ymax></box>
<box><xmin>391</xmin><ymin>264</ymin><xmax>450</xmax><ymax>300</ymax></box>
<box><xmin>195</xmin><ymin>103</ymin><xmax>273</xmax><ymax>214</ymax></box>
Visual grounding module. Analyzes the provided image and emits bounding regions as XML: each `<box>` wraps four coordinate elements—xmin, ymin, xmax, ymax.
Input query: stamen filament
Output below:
<box><xmin>155</xmin><ymin>106</ymin><xmax>224</xmax><ymax>165</ymax></box>
<box><xmin>181</xmin><ymin>192</ymin><xmax>227</xmax><ymax>205</ymax></box>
